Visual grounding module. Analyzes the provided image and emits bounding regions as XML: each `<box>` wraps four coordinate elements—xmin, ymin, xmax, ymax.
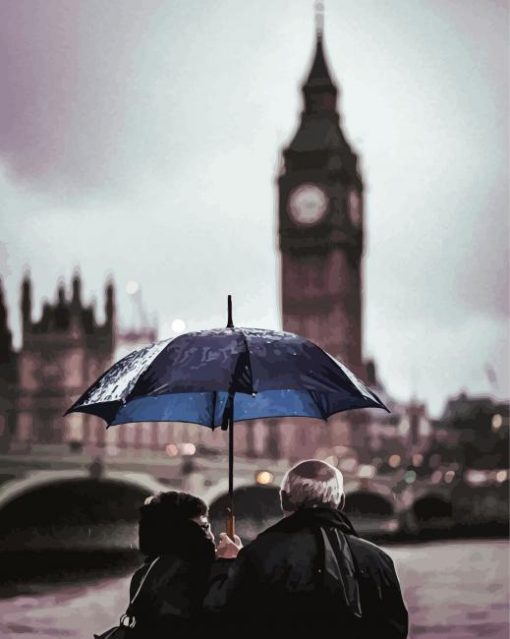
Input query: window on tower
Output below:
<box><xmin>348</xmin><ymin>190</ymin><xmax>362</xmax><ymax>228</ymax></box>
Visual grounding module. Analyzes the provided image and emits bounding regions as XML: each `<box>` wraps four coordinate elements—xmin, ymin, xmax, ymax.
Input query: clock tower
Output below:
<box><xmin>278</xmin><ymin>24</ymin><xmax>364</xmax><ymax>379</ymax></box>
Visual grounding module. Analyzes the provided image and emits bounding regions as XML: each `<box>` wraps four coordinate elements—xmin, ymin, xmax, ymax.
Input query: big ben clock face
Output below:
<box><xmin>288</xmin><ymin>184</ymin><xmax>328</xmax><ymax>226</ymax></box>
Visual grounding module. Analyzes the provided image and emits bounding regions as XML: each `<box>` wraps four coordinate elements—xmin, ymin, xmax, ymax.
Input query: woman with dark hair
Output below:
<box><xmin>126</xmin><ymin>490</ymin><xmax>216</xmax><ymax>639</ymax></box>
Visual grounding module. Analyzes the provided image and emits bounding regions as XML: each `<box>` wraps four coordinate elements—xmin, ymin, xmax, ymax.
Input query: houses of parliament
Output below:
<box><xmin>0</xmin><ymin>24</ymin><xmax>431</xmax><ymax>462</ymax></box>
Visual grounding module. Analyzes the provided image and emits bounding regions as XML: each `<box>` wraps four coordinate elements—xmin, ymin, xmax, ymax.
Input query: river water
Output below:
<box><xmin>0</xmin><ymin>540</ymin><xmax>507</xmax><ymax>639</ymax></box>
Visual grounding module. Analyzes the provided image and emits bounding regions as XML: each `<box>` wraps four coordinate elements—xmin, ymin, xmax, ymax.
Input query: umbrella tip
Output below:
<box><xmin>226</xmin><ymin>294</ymin><xmax>234</xmax><ymax>328</ymax></box>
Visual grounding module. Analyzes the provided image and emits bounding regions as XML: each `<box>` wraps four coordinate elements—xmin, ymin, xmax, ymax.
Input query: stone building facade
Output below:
<box><xmin>2</xmin><ymin>272</ymin><xmax>115</xmax><ymax>450</ymax></box>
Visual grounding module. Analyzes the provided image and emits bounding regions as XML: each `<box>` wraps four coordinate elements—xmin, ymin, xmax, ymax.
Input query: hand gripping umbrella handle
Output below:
<box><xmin>226</xmin><ymin>508</ymin><xmax>235</xmax><ymax>540</ymax></box>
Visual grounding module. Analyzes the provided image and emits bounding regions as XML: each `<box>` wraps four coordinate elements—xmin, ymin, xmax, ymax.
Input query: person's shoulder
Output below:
<box><xmin>348</xmin><ymin>535</ymin><xmax>395</xmax><ymax>568</ymax></box>
<box><xmin>131</xmin><ymin>562</ymin><xmax>149</xmax><ymax>581</ymax></box>
<box><xmin>253</xmin><ymin>525</ymin><xmax>310</xmax><ymax>546</ymax></box>
<box><xmin>155</xmin><ymin>553</ymin><xmax>194</xmax><ymax>576</ymax></box>
<box><xmin>242</xmin><ymin>526</ymin><xmax>314</xmax><ymax>563</ymax></box>
<box><xmin>129</xmin><ymin>563</ymin><xmax>148</xmax><ymax>596</ymax></box>
<box><xmin>140</xmin><ymin>555</ymin><xmax>188</xmax><ymax>583</ymax></box>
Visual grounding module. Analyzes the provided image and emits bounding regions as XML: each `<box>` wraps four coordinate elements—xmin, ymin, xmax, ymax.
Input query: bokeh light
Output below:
<box><xmin>431</xmin><ymin>470</ymin><xmax>443</xmax><ymax>484</ymax></box>
<box><xmin>358</xmin><ymin>464</ymin><xmax>376</xmax><ymax>479</ymax></box>
<box><xmin>444</xmin><ymin>470</ymin><xmax>455</xmax><ymax>484</ymax></box>
<box><xmin>388</xmin><ymin>454</ymin><xmax>401</xmax><ymax>468</ymax></box>
<box><xmin>171</xmin><ymin>318</ymin><xmax>187</xmax><ymax>334</ymax></box>
<box><xmin>404</xmin><ymin>470</ymin><xmax>417</xmax><ymax>484</ymax></box>
<box><xmin>180</xmin><ymin>442</ymin><xmax>196</xmax><ymax>456</ymax></box>
<box><xmin>255</xmin><ymin>470</ymin><xmax>274</xmax><ymax>485</ymax></box>
<box><xmin>496</xmin><ymin>470</ymin><xmax>508</xmax><ymax>483</ymax></box>
<box><xmin>126</xmin><ymin>280</ymin><xmax>140</xmax><ymax>295</ymax></box>
<box><xmin>166</xmin><ymin>443</ymin><xmax>178</xmax><ymax>457</ymax></box>
<box><xmin>412</xmin><ymin>453</ymin><xmax>424</xmax><ymax>467</ymax></box>
<box><xmin>492</xmin><ymin>414</ymin><xmax>503</xmax><ymax>431</ymax></box>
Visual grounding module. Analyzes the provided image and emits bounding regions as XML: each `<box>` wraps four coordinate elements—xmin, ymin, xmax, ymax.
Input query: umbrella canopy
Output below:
<box><xmin>67</xmin><ymin>302</ymin><xmax>389</xmax><ymax>540</ymax></box>
<box><xmin>67</xmin><ymin>327</ymin><xmax>388</xmax><ymax>427</ymax></box>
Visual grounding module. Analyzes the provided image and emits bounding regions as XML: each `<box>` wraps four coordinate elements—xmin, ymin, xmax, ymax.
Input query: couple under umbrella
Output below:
<box><xmin>68</xmin><ymin>298</ymin><xmax>407</xmax><ymax>638</ymax></box>
<box><xmin>68</xmin><ymin>297</ymin><xmax>387</xmax><ymax>536</ymax></box>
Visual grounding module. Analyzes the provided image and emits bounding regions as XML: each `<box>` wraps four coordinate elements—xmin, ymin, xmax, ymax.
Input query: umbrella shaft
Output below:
<box><xmin>229</xmin><ymin>413</ymin><xmax>234</xmax><ymax>505</ymax></box>
<box><xmin>227</xmin><ymin>393</ymin><xmax>235</xmax><ymax>539</ymax></box>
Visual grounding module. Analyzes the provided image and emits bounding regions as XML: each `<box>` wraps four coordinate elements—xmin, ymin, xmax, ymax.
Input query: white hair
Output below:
<box><xmin>280</xmin><ymin>459</ymin><xmax>344</xmax><ymax>511</ymax></box>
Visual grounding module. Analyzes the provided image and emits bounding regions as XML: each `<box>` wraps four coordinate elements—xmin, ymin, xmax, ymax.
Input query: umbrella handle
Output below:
<box><xmin>226</xmin><ymin>508</ymin><xmax>235</xmax><ymax>540</ymax></box>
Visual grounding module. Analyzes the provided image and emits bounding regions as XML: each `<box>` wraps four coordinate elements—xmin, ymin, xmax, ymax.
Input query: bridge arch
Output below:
<box><xmin>0</xmin><ymin>470</ymin><xmax>168</xmax><ymax>551</ymax></box>
<box><xmin>344</xmin><ymin>490</ymin><xmax>395</xmax><ymax>516</ymax></box>
<box><xmin>205</xmin><ymin>478</ymin><xmax>402</xmax><ymax>540</ymax></box>
<box><xmin>206</xmin><ymin>481</ymin><xmax>282</xmax><ymax>542</ymax></box>
<box><xmin>412</xmin><ymin>493</ymin><xmax>453</xmax><ymax>527</ymax></box>
<box><xmin>342</xmin><ymin>480</ymin><xmax>399</xmax><ymax>536</ymax></box>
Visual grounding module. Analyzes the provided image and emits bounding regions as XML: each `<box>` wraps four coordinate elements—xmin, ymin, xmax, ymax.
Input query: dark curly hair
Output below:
<box><xmin>138</xmin><ymin>491</ymin><xmax>209</xmax><ymax>558</ymax></box>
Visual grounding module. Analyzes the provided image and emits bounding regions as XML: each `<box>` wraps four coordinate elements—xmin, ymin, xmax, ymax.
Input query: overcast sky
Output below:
<box><xmin>0</xmin><ymin>0</ymin><xmax>508</xmax><ymax>416</ymax></box>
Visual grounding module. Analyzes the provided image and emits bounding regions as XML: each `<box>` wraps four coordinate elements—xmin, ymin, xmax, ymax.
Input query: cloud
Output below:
<box><xmin>0</xmin><ymin>1</ymin><xmax>162</xmax><ymax>193</ymax></box>
<box><xmin>0</xmin><ymin>0</ymin><xmax>507</xmax><ymax>417</ymax></box>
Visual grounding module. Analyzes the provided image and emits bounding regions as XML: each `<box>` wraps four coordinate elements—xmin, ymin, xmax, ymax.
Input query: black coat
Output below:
<box><xmin>128</xmin><ymin>522</ymin><xmax>215</xmax><ymax>639</ymax></box>
<box><xmin>204</xmin><ymin>508</ymin><xmax>408</xmax><ymax>639</ymax></box>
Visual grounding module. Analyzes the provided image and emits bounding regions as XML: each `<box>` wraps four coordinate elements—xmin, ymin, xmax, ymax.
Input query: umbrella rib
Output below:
<box><xmin>307</xmin><ymin>389</ymin><xmax>328</xmax><ymax>421</ymax></box>
<box><xmin>238</xmin><ymin>329</ymin><xmax>255</xmax><ymax>393</ymax></box>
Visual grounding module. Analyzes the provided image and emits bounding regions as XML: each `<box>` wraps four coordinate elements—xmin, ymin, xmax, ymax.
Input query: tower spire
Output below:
<box><xmin>315</xmin><ymin>0</ymin><xmax>324</xmax><ymax>38</ymax></box>
<box><xmin>21</xmin><ymin>271</ymin><xmax>32</xmax><ymax>330</ymax></box>
<box><xmin>71</xmin><ymin>268</ymin><xmax>82</xmax><ymax>308</ymax></box>
<box><xmin>105</xmin><ymin>277</ymin><xmax>115</xmax><ymax>325</ymax></box>
<box><xmin>0</xmin><ymin>277</ymin><xmax>13</xmax><ymax>362</ymax></box>
<box><xmin>302</xmin><ymin>3</ymin><xmax>337</xmax><ymax>116</ymax></box>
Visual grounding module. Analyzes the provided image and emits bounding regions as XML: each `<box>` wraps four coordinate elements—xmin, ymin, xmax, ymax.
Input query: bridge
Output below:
<box><xmin>1</xmin><ymin>445</ymin><xmax>493</xmax><ymax>552</ymax></box>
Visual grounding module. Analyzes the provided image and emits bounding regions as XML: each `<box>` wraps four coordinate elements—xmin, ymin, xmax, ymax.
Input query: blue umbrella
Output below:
<box><xmin>67</xmin><ymin>296</ymin><xmax>388</xmax><ymax>536</ymax></box>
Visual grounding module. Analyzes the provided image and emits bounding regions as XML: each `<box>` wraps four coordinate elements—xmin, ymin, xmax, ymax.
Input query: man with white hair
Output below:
<box><xmin>205</xmin><ymin>458</ymin><xmax>408</xmax><ymax>638</ymax></box>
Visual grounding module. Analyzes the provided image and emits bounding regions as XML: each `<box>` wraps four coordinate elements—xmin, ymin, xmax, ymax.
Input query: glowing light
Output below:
<box><xmin>399</xmin><ymin>420</ymin><xmax>410</xmax><ymax>436</ymax></box>
<box><xmin>383</xmin><ymin>520</ymin><xmax>399</xmax><ymax>532</ymax></box>
<box><xmin>412</xmin><ymin>454</ymin><xmax>423</xmax><ymax>467</ymax></box>
<box><xmin>338</xmin><ymin>457</ymin><xmax>357</xmax><ymax>473</ymax></box>
<box><xmin>126</xmin><ymin>280</ymin><xmax>140</xmax><ymax>295</ymax></box>
<box><xmin>492</xmin><ymin>414</ymin><xmax>503</xmax><ymax>432</ymax></box>
<box><xmin>444</xmin><ymin>470</ymin><xmax>455</xmax><ymax>484</ymax></box>
<box><xmin>255</xmin><ymin>470</ymin><xmax>274</xmax><ymax>485</ymax></box>
<box><xmin>180</xmin><ymin>443</ymin><xmax>196</xmax><ymax>456</ymax></box>
<box><xmin>166</xmin><ymin>444</ymin><xmax>178</xmax><ymax>457</ymax></box>
<box><xmin>325</xmin><ymin>455</ymin><xmax>339</xmax><ymax>467</ymax></box>
<box><xmin>431</xmin><ymin>470</ymin><xmax>443</xmax><ymax>484</ymax></box>
<box><xmin>388</xmin><ymin>454</ymin><xmax>401</xmax><ymax>469</ymax></box>
<box><xmin>358</xmin><ymin>464</ymin><xmax>376</xmax><ymax>479</ymax></box>
<box><xmin>465</xmin><ymin>470</ymin><xmax>489</xmax><ymax>486</ymax></box>
<box><xmin>333</xmin><ymin>445</ymin><xmax>349</xmax><ymax>456</ymax></box>
<box><xmin>171</xmin><ymin>318</ymin><xmax>187</xmax><ymax>334</ymax></box>
<box><xmin>404</xmin><ymin>470</ymin><xmax>416</xmax><ymax>484</ymax></box>
<box><xmin>496</xmin><ymin>470</ymin><xmax>508</xmax><ymax>483</ymax></box>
